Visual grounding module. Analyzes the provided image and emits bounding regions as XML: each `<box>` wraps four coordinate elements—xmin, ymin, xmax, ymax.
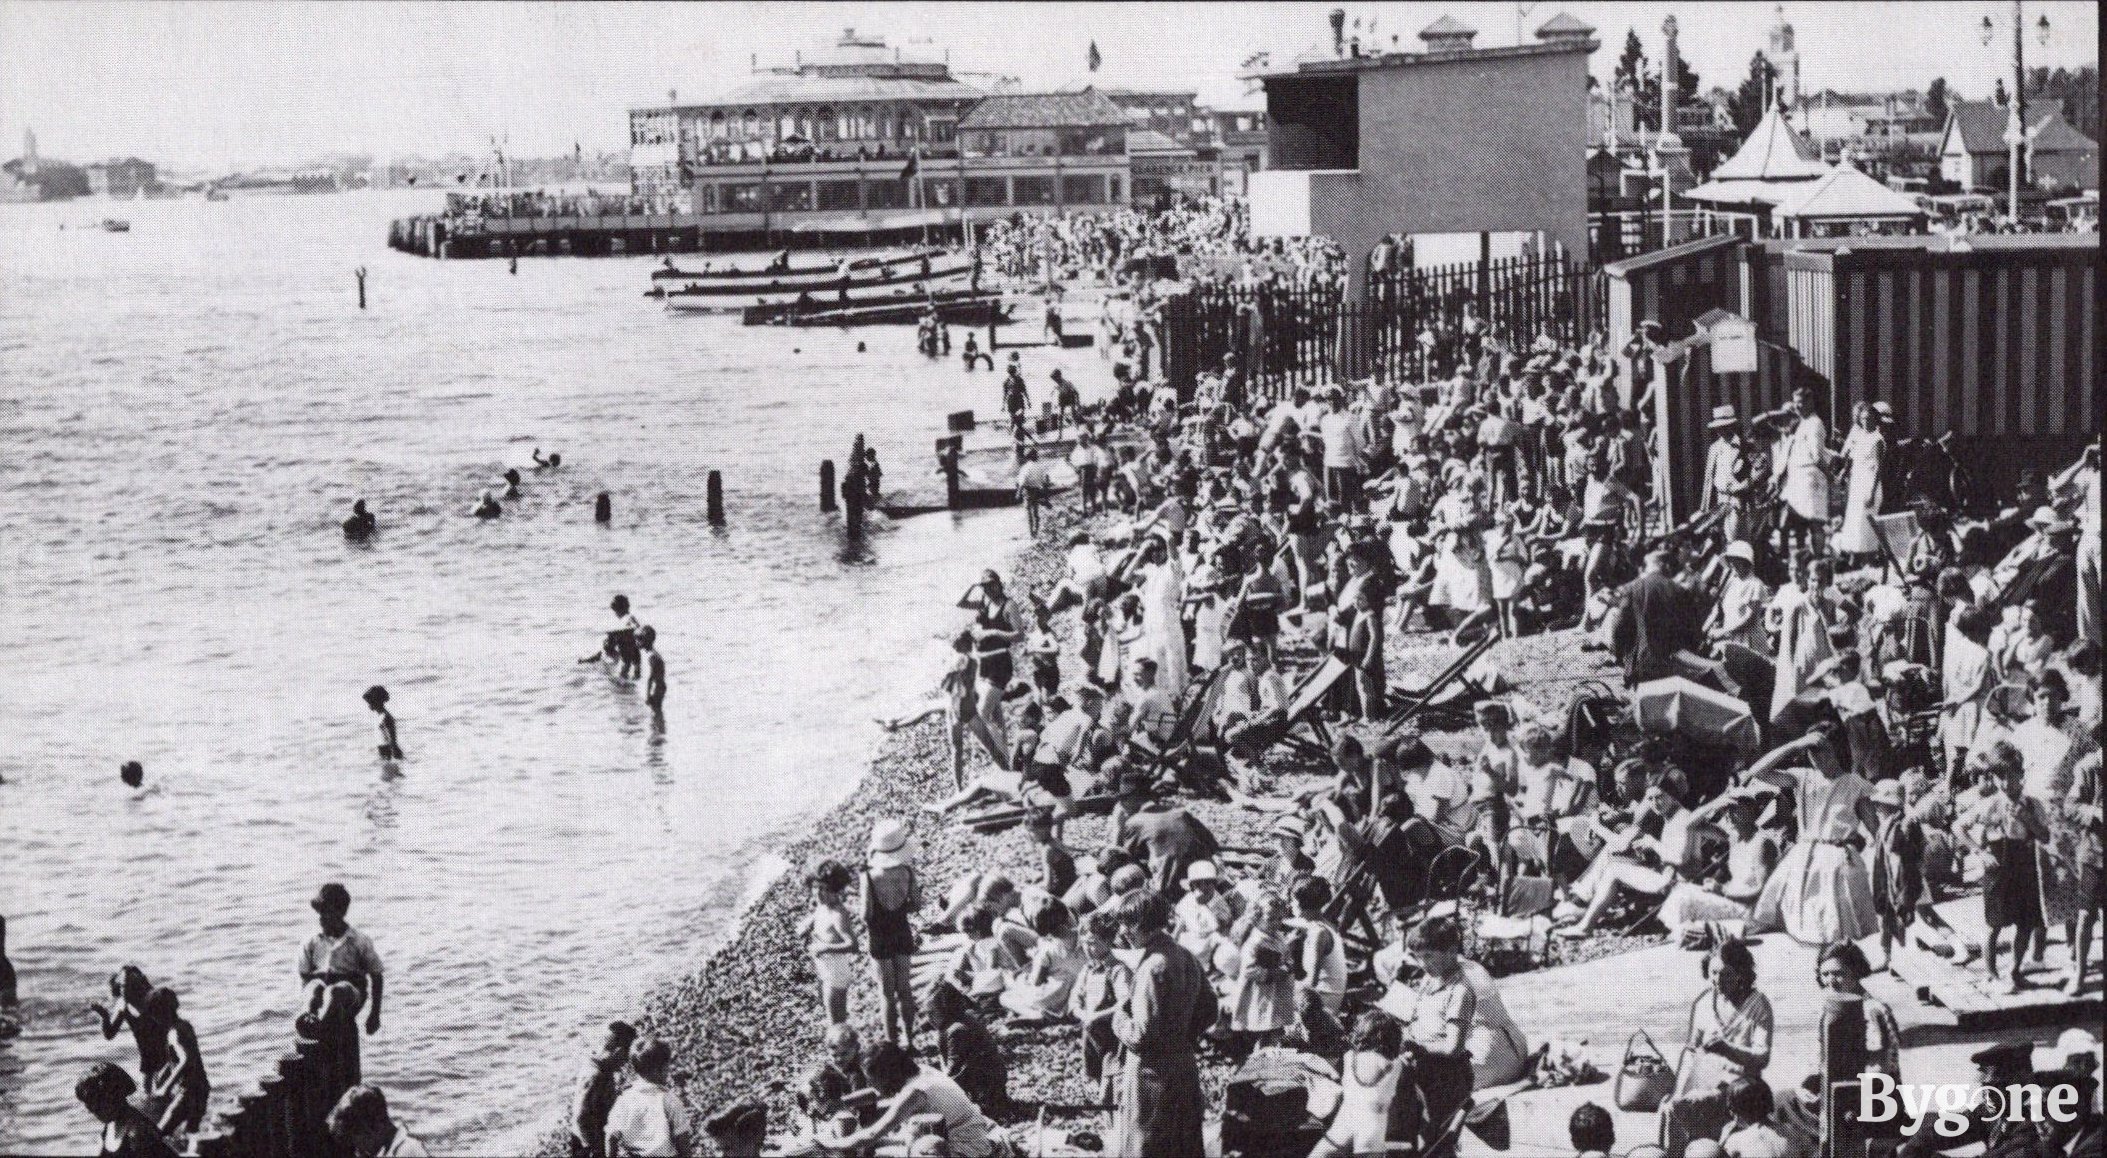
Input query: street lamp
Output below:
<box><xmin>1981</xmin><ymin>2</ymin><xmax>2050</xmax><ymax>222</ymax></box>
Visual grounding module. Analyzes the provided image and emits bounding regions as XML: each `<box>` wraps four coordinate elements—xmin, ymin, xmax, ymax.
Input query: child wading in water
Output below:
<box><xmin>801</xmin><ymin>860</ymin><xmax>859</xmax><ymax>1026</ymax></box>
<box><xmin>363</xmin><ymin>686</ymin><xmax>402</xmax><ymax>760</ymax></box>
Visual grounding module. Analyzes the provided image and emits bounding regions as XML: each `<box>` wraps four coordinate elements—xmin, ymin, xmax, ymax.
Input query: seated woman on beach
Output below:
<box><xmin>999</xmin><ymin>902</ymin><xmax>1082</xmax><ymax>1023</ymax></box>
<box><xmin>819</xmin><ymin>1041</ymin><xmax>993</xmax><ymax>1157</ymax></box>
<box><xmin>1557</xmin><ymin>787</ymin><xmax>1778</xmax><ymax>939</ymax></box>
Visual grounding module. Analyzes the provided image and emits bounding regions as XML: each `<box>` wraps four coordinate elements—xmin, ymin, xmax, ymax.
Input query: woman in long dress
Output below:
<box><xmin>1748</xmin><ymin>725</ymin><xmax>1882</xmax><ymax>946</ymax></box>
<box><xmin>1766</xmin><ymin>560</ymin><xmax>1835</xmax><ymax>721</ymax></box>
<box><xmin>1776</xmin><ymin>388</ymin><xmax>1831</xmax><ymax>558</ymax></box>
<box><xmin>1835</xmin><ymin>402</ymin><xmax>1886</xmax><ymax>558</ymax></box>
<box><xmin>1138</xmin><ymin>541</ymin><xmax>1188</xmax><ymax>697</ymax></box>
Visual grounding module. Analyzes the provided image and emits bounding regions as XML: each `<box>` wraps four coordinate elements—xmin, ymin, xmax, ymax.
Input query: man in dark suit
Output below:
<box><xmin>1612</xmin><ymin>548</ymin><xmax>1703</xmax><ymax>686</ymax></box>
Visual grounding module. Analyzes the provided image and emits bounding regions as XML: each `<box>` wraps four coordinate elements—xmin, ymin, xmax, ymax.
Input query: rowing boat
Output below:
<box><xmin>648</xmin><ymin>248</ymin><xmax>946</xmax><ymax>283</ymax></box>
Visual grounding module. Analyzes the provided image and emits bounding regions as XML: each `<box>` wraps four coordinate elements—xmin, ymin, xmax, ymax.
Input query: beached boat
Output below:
<box><xmin>665</xmin><ymin>267</ymin><xmax>974</xmax><ymax>316</ymax></box>
<box><xmin>746</xmin><ymin>291</ymin><xmax>1009</xmax><ymax>328</ymax></box>
<box><xmin>649</xmin><ymin>248</ymin><xmax>944</xmax><ymax>284</ymax></box>
<box><xmin>652</xmin><ymin>255</ymin><xmax>972</xmax><ymax>301</ymax></box>
<box><xmin>101</xmin><ymin>218</ymin><xmax>131</xmax><ymax>233</ymax></box>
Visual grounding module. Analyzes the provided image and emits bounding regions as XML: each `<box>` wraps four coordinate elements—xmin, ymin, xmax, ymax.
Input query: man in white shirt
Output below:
<box><xmin>1318</xmin><ymin>391</ymin><xmax>1365</xmax><ymax>513</ymax></box>
<box><xmin>605</xmin><ymin>1037</ymin><xmax>693</xmax><ymax>1157</ymax></box>
<box><xmin>1215</xmin><ymin>642</ymin><xmax>1287</xmax><ymax>730</ymax></box>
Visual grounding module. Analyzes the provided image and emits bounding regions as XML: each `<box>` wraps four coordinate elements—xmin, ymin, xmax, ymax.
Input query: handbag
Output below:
<box><xmin>1614</xmin><ymin>1028</ymin><xmax>1677</xmax><ymax>1112</ymax></box>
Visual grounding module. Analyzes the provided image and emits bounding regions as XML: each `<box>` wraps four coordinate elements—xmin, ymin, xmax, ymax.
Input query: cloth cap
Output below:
<box><xmin>1971</xmin><ymin>1042</ymin><xmax>2033</xmax><ymax>1070</ymax></box>
<box><xmin>311</xmin><ymin>883</ymin><xmax>351</xmax><ymax>913</ymax></box>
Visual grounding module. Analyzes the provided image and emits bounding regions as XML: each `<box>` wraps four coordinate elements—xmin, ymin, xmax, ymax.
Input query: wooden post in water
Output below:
<box><xmin>355</xmin><ymin>267</ymin><xmax>367</xmax><ymax>310</ymax></box>
<box><xmin>843</xmin><ymin>435</ymin><xmax>867</xmax><ymax>534</ymax></box>
<box><xmin>594</xmin><ymin>492</ymin><xmax>612</xmax><ymax>524</ymax></box>
<box><xmin>707</xmin><ymin>471</ymin><xmax>725</xmax><ymax>526</ymax></box>
<box><xmin>819</xmin><ymin>460</ymin><xmax>837</xmax><ymax>512</ymax></box>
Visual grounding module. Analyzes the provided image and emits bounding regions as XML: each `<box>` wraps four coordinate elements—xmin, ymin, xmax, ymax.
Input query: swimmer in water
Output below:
<box><xmin>120</xmin><ymin>761</ymin><xmax>144</xmax><ymax>789</ymax></box>
<box><xmin>363</xmin><ymin>686</ymin><xmax>402</xmax><ymax>760</ymax></box>
<box><xmin>639</xmin><ymin>626</ymin><xmax>666</xmax><ymax>714</ymax></box>
<box><xmin>532</xmin><ymin>448</ymin><xmax>562</xmax><ymax>470</ymax></box>
<box><xmin>342</xmin><ymin>500</ymin><xmax>376</xmax><ymax>541</ymax></box>
<box><xmin>503</xmin><ymin>469</ymin><xmax>523</xmax><ymax>500</ymax></box>
<box><xmin>473</xmin><ymin>490</ymin><xmax>502</xmax><ymax>519</ymax></box>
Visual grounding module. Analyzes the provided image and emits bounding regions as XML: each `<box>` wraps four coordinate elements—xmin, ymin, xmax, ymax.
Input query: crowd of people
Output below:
<box><xmin>446</xmin><ymin>189</ymin><xmax>692</xmax><ymax>220</ymax></box>
<box><xmin>583</xmin><ymin>243</ymin><xmax>2098</xmax><ymax>1157</ymax></box>
<box><xmin>973</xmin><ymin>196</ymin><xmax>1344</xmax><ymax>289</ymax></box>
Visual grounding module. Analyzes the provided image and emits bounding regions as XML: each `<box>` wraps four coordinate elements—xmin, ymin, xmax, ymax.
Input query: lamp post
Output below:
<box><xmin>1981</xmin><ymin>2</ymin><xmax>2052</xmax><ymax>223</ymax></box>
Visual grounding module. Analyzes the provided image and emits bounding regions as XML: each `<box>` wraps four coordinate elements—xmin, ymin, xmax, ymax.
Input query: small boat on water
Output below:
<box><xmin>750</xmin><ymin>291</ymin><xmax>1010</xmax><ymax>329</ymax></box>
<box><xmin>650</xmin><ymin>248</ymin><xmax>942</xmax><ymax>284</ymax></box>
<box><xmin>101</xmin><ymin>219</ymin><xmax>131</xmax><ymax>233</ymax></box>
<box><xmin>652</xmin><ymin>255</ymin><xmax>972</xmax><ymax>301</ymax></box>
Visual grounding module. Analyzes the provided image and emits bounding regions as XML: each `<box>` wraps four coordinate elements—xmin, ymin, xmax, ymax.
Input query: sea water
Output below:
<box><xmin>0</xmin><ymin>190</ymin><xmax>1035</xmax><ymax>1152</ymax></box>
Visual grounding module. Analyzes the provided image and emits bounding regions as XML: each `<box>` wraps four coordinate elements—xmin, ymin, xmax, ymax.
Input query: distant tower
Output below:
<box><xmin>1659</xmin><ymin>15</ymin><xmax>1684</xmax><ymax>146</ymax></box>
<box><xmin>20</xmin><ymin>128</ymin><xmax>36</xmax><ymax>175</ymax></box>
<box><xmin>1767</xmin><ymin>5</ymin><xmax>1802</xmax><ymax>128</ymax></box>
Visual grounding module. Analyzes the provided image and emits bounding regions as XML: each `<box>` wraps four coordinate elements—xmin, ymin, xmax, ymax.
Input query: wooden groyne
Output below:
<box><xmin>180</xmin><ymin>1009</ymin><xmax>360</xmax><ymax>1158</ymax></box>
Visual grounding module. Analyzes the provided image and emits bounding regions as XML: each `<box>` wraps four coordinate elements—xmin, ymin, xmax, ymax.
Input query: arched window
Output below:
<box><xmin>742</xmin><ymin>109</ymin><xmax>759</xmax><ymax>139</ymax></box>
<box><xmin>815</xmin><ymin>107</ymin><xmax>835</xmax><ymax>141</ymax></box>
<box><xmin>710</xmin><ymin>111</ymin><xmax>727</xmax><ymax>140</ymax></box>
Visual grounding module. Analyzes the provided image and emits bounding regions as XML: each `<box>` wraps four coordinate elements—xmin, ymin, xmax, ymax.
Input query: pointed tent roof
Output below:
<box><xmin>1774</xmin><ymin>164</ymin><xmax>1927</xmax><ymax>220</ymax></box>
<box><xmin>1535</xmin><ymin>12</ymin><xmax>1595</xmax><ymax>35</ymax></box>
<box><xmin>1708</xmin><ymin>104</ymin><xmax>1829</xmax><ymax>181</ymax></box>
<box><xmin>1421</xmin><ymin>14</ymin><xmax>1477</xmax><ymax>35</ymax></box>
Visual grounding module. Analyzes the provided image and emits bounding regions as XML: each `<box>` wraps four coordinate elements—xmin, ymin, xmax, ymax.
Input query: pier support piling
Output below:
<box><xmin>707</xmin><ymin>471</ymin><xmax>726</xmax><ymax>526</ymax></box>
<box><xmin>355</xmin><ymin>267</ymin><xmax>366</xmax><ymax>310</ymax></box>
<box><xmin>819</xmin><ymin>460</ymin><xmax>837</xmax><ymax>513</ymax></box>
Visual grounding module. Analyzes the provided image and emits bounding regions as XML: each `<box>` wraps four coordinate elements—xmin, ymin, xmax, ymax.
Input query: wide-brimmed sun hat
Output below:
<box><xmin>868</xmin><ymin>819</ymin><xmax>915</xmax><ymax>869</ymax></box>
<box><xmin>1723</xmin><ymin>540</ymin><xmax>1756</xmax><ymax>564</ymax></box>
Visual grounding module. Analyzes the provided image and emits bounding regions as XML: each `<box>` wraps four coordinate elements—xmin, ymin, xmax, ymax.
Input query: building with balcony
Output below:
<box><xmin>623</xmin><ymin>30</ymin><xmax>1135</xmax><ymax>239</ymax></box>
<box><xmin>1246</xmin><ymin>12</ymin><xmax>1597</xmax><ymax>299</ymax></box>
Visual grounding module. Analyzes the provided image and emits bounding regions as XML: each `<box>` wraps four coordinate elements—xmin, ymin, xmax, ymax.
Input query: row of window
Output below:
<box><xmin>691</xmin><ymin>173</ymin><xmax>1122</xmax><ymax>214</ymax></box>
<box><xmin>629</xmin><ymin>106</ymin><xmax>960</xmax><ymax>147</ymax></box>
<box><xmin>958</xmin><ymin>128</ymin><xmax>1127</xmax><ymax>159</ymax></box>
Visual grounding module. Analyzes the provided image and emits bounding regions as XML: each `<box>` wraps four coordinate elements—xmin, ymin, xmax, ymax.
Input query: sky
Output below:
<box><xmin>1</xmin><ymin>1</ymin><xmax>2096</xmax><ymax>171</ymax></box>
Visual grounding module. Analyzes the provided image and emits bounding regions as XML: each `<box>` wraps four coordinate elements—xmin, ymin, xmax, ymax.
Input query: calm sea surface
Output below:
<box><xmin>0</xmin><ymin>190</ymin><xmax>1035</xmax><ymax>1152</ymax></box>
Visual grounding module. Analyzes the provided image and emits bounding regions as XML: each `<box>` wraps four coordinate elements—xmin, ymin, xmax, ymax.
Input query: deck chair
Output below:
<box><xmin>1383</xmin><ymin>634</ymin><xmax>1499</xmax><ymax>729</ymax></box>
<box><xmin>1228</xmin><ymin>656</ymin><xmax>1352</xmax><ymax>763</ymax></box>
<box><xmin>1126</xmin><ymin>665</ymin><xmax>1232</xmax><ymax>798</ymax></box>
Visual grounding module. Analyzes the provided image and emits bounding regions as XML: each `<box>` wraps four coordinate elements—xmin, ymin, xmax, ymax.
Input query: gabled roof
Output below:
<box><xmin>1421</xmin><ymin>14</ymin><xmax>1477</xmax><ymax>35</ymax></box>
<box><xmin>957</xmin><ymin>88</ymin><xmax>1131</xmax><ymax>129</ymax></box>
<box><xmin>1709</xmin><ymin>105</ymin><xmax>1830</xmax><ymax>181</ymax></box>
<box><xmin>1942</xmin><ymin>100</ymin><xmax>2099</xmax><ymax>155</ymax></box>
<box><xmin>1773</xmin><ymin>164</ymin><xmax>1926</xmax><ymax>220</ymax></box>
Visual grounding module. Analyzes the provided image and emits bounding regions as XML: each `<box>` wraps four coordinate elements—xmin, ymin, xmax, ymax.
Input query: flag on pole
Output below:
<box><xmin>1087</xmin><ymin>41</ymin><xmax>1101</xmax><ymax>72</ymax></box>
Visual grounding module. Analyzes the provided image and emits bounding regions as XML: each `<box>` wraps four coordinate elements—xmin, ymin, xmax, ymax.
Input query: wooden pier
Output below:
<box><xmin>387</xmin><ymin>212</ymin><xmax>969</xmax><ymax>260</ymax></box>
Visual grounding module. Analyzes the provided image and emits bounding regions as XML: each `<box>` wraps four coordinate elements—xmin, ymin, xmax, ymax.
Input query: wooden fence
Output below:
<box><xmin>1162</xmin><ymin>252</ymin><xmax>1605</xmax><ymax>400</ymax></box>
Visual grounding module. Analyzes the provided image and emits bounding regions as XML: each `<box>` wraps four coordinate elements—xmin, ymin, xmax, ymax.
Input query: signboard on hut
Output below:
<box><xmin>1696</xmin><ymin>308</ymin><xmax>1758</xmax><ymax>374</ymax></box>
